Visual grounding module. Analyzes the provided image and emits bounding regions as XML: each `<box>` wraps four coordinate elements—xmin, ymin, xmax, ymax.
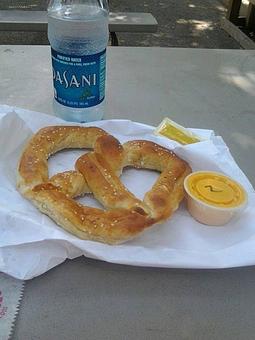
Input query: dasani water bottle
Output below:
<box><xmin>47</xmin><ymin>0</ymin><xmax>109</xmax><ymax>122</ymax></box>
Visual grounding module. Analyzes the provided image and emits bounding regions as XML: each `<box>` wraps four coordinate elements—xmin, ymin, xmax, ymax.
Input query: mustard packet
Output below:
<box><xmin>154</xmin><ymin>118</ymin><xmax>202</xmax><ymax>145</ymax></box>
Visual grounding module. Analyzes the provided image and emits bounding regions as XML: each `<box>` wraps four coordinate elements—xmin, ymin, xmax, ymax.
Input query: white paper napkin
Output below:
<box><xmin>0</xmin><ymin>105</ymin><xmax>254</xmax><ymax>279</ymax></box>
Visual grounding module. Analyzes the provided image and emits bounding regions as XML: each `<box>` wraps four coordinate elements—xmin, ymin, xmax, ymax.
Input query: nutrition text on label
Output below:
<box><xmin>53</xmin><ymin>55</ymin><xmax>96</xmax><ymax>67</ymax></box>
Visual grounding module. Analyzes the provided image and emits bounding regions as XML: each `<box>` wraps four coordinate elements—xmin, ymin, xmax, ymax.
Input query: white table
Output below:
<box><xmin>1</xmin><ymin>46</ymin><xmax>255</xmax><ymax>185</ymax></box>
<box><xmin>1</xmin><ymin>46</ymin><xmax>255</xmax><ymax>339</ymax></box>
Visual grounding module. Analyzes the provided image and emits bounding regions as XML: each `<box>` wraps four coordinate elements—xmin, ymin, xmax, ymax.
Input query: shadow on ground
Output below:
<box><xmin>0</xmin><ymin>0</ymin><xmax>240</xmax><ymax>48</ymax></box>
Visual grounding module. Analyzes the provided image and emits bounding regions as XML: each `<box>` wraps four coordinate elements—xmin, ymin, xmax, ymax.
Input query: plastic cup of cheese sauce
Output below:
<box><xmin>184</xmin><ymin>171</ymin><xmax>248</xmax><ymax>226</ymax></box>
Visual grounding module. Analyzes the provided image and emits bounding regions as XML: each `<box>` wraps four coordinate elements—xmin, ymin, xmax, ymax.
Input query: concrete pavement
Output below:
<box><xmin>0</xmin><ymin>0</ymin><xmax>241</xmax><ymax>48</ymax></box>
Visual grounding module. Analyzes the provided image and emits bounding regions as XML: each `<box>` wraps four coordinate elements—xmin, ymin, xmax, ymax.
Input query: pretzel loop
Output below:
<box><xmin>17</xmin><ymin>126</ymin><xmax>191</xmax><ymax>244</ymax></box>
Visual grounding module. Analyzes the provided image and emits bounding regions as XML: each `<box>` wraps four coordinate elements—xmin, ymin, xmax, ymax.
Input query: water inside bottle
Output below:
<box><xmin>47</xmin><ymin>1</ymin><xmax>109</xmax><ymax>122</ymax></box>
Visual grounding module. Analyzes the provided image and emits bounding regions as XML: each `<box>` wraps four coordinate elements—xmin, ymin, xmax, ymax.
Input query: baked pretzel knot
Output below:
<box><xmin>17</xmin><ymin>126</ymin><xmax>191</xmax><ymax>244</ymax></box>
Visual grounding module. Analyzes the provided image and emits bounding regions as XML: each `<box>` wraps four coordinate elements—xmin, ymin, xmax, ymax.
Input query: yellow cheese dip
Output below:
<box><xmin>184</xmin><ymin>171</ymin><xmax>248</xmax><ymax>226</ymax></box>
<box><xmin>186</xmin><ymin>172</ymin><xmax>246</xmax><ymax>208</ymax></box>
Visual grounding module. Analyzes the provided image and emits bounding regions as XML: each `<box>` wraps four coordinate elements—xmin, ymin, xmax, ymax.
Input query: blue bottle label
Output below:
<box><xmin>51</xmin><ymin>48</ymin><xmax>106</xmax><ymax>108</ymax></box>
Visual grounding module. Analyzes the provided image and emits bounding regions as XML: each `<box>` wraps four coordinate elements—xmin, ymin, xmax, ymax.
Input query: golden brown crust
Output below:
<box><xmin>17</xmin><ymin>126</ymin><xmax>108</xmax><ymax>195</ymax></box>
<box><xmin>17</xmin><ymin>126</ymin><xmax>191</xmax><ymax>244</ymax></box>
<box><xmin>49</xmin><ymin>171</ymin><xmax>91</xmax><ymax>197</ymax></box>
<box><xmin>123</xmin><ymin>140</ymin><xmax>191</xmax><ymax>220</ymax></box>
<box><xmin>75</xmin><ymin>152</ymin><xmax>147</xmax><ymax>213</ymax></box>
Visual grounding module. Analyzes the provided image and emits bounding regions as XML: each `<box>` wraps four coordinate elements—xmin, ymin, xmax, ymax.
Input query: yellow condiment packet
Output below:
<box><xmin>154</xmin><ymin>117</ymin><xmax>202</xmax><ymax>145</ymax></box>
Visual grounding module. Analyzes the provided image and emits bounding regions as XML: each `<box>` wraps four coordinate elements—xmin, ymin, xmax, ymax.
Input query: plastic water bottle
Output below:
<box><xmin>47</xmin><ymin>0</ymin><xmax>109</xmax><ymax>122</ymax></box>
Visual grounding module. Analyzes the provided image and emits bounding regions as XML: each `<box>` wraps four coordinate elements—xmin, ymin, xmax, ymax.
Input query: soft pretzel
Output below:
<box><xmin>17</xmin><ymin>126</ymin><xmax>191</xmax><ymax>244</ymax></box>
